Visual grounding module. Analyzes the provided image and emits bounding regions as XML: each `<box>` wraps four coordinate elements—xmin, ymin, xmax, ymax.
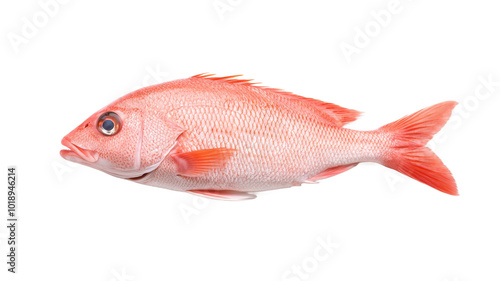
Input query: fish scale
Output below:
<box><xmin>142</xmin><ymin>92</ymin><xmax>382</xmax><ymax>192</ymax></box>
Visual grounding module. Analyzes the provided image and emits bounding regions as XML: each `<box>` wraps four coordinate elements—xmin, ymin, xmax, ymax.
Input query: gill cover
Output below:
<box><xmin>137</xmin><ymin>110</ymin><xmax>185</xmax><ymax>175</ymax></box>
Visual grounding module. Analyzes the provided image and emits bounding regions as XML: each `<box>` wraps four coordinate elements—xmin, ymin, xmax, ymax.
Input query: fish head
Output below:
<box><xmin>60</xmin><ymin>104</ymin><xmax>184</xmax><ymax>179</ymax></box>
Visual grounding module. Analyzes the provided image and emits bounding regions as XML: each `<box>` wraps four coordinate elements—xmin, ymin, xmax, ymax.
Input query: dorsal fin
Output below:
<box><xmin>192</xmin><ymin>73</ymin><xmax>256</xmax><ymax>86</ymax></box>
<box><xmin>191</xmin><ymin>73</ymin><xmax>361</xmax><ymax>126</ymax></box>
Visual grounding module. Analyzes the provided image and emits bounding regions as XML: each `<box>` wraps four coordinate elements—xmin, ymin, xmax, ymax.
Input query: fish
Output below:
<box><xmin>60</xmin><ymin>74</ymin><xmax>458</xmax><ymax>200</ymax></box>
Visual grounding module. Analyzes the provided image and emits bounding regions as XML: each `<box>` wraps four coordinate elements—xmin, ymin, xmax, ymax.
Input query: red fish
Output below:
<box><xmin>60</xmin><ymin>74</ymin><xmax>458</xmax><ymax>200</ymax></box>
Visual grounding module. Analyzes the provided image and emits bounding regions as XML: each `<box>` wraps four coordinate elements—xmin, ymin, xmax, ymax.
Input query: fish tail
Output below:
<box><xmin>378</xmin><ymin>101</ymin><xmax>458</xmax><ymax>195</ymax></box>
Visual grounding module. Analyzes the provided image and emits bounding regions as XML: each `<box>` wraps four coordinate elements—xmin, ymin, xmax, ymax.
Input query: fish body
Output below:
<box><xmin>61</xmin><ymin>74</ymin><xmax>458</xmax><ymax>200</ymax></box>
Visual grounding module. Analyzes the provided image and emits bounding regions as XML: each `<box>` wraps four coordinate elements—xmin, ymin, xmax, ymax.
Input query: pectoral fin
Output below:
<box><xmin>187</xmin><ymin>189</ymin><xmax>256</xmax><ymax>201</ymax></box>
<box><xmin>172</xmin><ymin>148</ymin><xmax>236</xmax><ymax>177</ymax></box>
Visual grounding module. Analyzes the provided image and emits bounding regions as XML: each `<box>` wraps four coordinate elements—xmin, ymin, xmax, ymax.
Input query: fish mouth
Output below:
<box><xmin>60</xmin><ymin>138</ymin><xmax>99</xmax><ymax>163</ymax></box>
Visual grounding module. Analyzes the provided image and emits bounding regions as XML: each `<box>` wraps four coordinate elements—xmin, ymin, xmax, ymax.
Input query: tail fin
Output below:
<box><xmin>379</xmin><ymin>101</ymin><xmax>458</xmax><ymax>195</ymax></box>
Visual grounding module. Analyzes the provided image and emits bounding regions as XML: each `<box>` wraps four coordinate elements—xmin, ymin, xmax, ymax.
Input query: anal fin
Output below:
<box><xmin>306</xmin><ymin>163</ymin><xmax>358</xmax><ymax>182</ymax></box>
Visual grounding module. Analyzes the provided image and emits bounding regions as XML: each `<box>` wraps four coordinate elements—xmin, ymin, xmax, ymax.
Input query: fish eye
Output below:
<box><xmin>97</xmin><ymin>112</ymin><xmax>121</xmax><ymax>136</ymax></box>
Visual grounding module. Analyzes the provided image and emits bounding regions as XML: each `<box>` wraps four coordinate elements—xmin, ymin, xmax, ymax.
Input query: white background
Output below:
<box><xmin>1</xmin><ymin>0</ymin><xmax>500</xmax><ymax>281</ymax></box>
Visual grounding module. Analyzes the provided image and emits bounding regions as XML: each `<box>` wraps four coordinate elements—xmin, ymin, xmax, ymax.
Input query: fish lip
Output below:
<box><xmin>60</xmin><ymin>138</ymin><xmax>99</xmax><ymax>163</ymax></box>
